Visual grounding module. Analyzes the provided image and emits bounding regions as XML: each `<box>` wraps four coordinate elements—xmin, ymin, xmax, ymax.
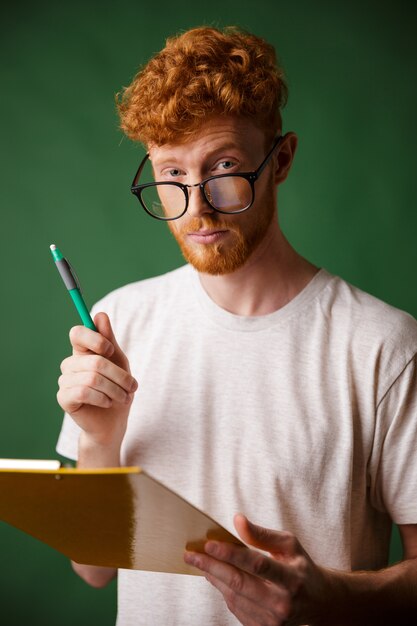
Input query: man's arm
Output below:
<box><xmin>70</xmin><ymin>433</ymin><xmax>121</xmax><ymax>588</ymax></box>
<box><xmin>399</xmin><ymin>523</ymin><xmax>417</xmax><ymax>559</ymax></box>
<box><xmin>184</xmin><ymin>516</ymin><xmax>417</xmax><ymax>626</ymax></box>
<box><xmin>57</xmin><ymin>312</ymin><xmax>138</xmax><ymax>588</ymax></box>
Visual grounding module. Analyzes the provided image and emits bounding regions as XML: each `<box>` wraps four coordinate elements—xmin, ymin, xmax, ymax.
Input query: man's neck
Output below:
<box><xmin>198</xmin><ymin>221</ymin><xmax>319</xmax><ymax>317</ymax></box>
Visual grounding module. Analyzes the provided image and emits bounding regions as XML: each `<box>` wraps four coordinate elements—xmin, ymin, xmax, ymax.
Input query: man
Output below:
<box><xmin>56</xmin><ymin>26</ymin><xmax>417</xmax><ymax>625</ymax></box>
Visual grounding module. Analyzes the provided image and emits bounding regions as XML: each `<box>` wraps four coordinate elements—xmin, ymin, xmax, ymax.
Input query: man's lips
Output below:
<box><xmin>186</xmin><ymin>229</ymin><xmax>229</xmax><ymax>244</ymax></box>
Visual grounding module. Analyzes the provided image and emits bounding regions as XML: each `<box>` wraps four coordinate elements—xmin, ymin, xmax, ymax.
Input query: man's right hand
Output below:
<box><xmin>57</xmin><ymin>312</ymin><xmax>138</xmax><ymax>451</ymax></box>
<box><xmin>57</xmin><ymin>311</ymin><xmax>135</xmax><ymax>586</ymax></box>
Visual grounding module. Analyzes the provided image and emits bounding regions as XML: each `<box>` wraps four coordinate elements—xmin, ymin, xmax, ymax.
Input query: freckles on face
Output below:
<box><xmin>149</xmin><ymin>116</ymin><xmax>268</xmax><ymax>177</ymax></box>
<box><xmin>152</xmin><ymin>116</ymin><xmax>278</xmax><ymax>274</ymax></box>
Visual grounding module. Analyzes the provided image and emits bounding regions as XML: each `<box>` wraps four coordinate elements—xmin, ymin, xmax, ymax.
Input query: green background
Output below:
<box><xmin>1</xmin><ymin>1</ymin><xmax>416</xmax><ymax>624</ymax></box>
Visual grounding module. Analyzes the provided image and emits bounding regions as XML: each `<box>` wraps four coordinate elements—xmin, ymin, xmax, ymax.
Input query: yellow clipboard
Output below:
<box><xmin>0</xmin><ymin>464</ymin><xmax>243</xmax><ymax>575</ymax></box>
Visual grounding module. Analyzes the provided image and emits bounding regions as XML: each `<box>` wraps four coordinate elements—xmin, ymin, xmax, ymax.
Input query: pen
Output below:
<box><xmin>50</xmin><ymin>244</ymin><xmax>97</xmax><ymax>331</ymax></box>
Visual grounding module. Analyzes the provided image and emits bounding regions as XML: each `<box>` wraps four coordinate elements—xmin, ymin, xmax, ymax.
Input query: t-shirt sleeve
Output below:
<box><xmin>56</xmin><ymin>411</ymin><xmax>82</xmax><ymax>461</ymax></box>
<box><xmin>369</xmin><ymin>355</ymin><xmax>417</xmax><ymax>524</ymax></box>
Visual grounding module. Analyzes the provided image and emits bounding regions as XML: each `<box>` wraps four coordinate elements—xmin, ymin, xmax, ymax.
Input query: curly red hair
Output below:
<box><xmin>116</xmin><ymin>26</ymin><xmax>288</xmax><ymax>147</ymax></box>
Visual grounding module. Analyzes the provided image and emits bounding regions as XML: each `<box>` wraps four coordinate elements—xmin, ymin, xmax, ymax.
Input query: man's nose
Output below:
<box><xmin>186</xmin><ymin>184</ymin><xmax>214</xmax><ymax>218</ymax></box>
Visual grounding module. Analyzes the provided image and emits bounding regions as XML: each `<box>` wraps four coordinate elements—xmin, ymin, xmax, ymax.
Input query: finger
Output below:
<box><xmin>234</xmin><ymin>514</ymin><xmax>301</xmax><ymax>559</ymax></box>
<box><xmin>69</xmin><ymin>324</ymin><xmax>114</xmax><ymax>358</ymax></box>
<box><xmin>60</xmin><ymin>355</ymin><xmax>138</xmax><ymax>394</ymax></box>
<box><xmin>184</xmin><ymin>551</ymin><xmax>291</xmax><ymax>620</ymax></box>
<box><xmin>58</xmin><ymin>371</ymin><xmax>133</xmax><ymax>405</ymax></box>
<box><xmin>204</xmin><ymin>571</ymin><xmax>290</xmax><ymax>626</ymax></box>
<box><xmin>203</xmin><ymin>540</ymin><xmax>303</xmax><ymax>594</ymax></box>
<box><xmin>93</xmin><ymin>312</ymin><xmax>129</xmax><ymax>370</ymax></box>
<box><xmin>57</xmin><ymin>384</ymin><xmax>114</xmax><ymax>413</ymax></box>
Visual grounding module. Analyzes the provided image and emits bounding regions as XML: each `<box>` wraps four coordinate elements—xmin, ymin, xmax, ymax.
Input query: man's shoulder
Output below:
<box><xmin>328</xmin><ymin>273</ymin><xmax>416</xmax><ymax>324</ymax></box>
<box><xmin>94</xmin><ymin>264</ymin><xmax>191</xmax><ymax>308</ymax></box>
<box><xmin>324</xmin><ymin>271</ymin><xmax>417</xmax><ymax>357</ymax></box>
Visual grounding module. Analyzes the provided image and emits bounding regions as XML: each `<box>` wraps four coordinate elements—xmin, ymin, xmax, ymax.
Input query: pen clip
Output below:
<box><xmin>66</xmin><ymin>259</ymin><xmax>83</xmax><ymax>294</ymax></box>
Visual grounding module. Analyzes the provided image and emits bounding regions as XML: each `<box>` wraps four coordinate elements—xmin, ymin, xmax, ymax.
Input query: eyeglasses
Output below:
<box><xmin>130</xmin><ymin>135</ymin><xmax>283</xmax><ymax>221</ymax></box>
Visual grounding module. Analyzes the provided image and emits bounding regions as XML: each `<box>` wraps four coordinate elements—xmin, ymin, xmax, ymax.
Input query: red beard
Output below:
<box><xmin>168</xmin><ymin>195</ymin><xmax>276</xmax><ymax>275</ymax></box>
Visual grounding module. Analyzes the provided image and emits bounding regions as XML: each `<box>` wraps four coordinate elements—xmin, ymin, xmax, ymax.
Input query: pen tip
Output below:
<box><xmin>50</xmin><ymin>244</ymin><xmax>56</xmax><ymax>250</ymax></box>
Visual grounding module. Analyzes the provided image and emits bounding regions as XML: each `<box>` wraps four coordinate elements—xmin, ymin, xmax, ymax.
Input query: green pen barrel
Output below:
<box><xmin>69</xmin><ymin>289</ymin><xmax>97</xmax><ymax>331</ymax></box>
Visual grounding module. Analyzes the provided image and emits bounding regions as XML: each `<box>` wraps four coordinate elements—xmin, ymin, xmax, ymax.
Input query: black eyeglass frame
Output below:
<box><xmin>130</xmin><ymin>135</ymin><xmax>283</xmax><ymax>221</ymax></box>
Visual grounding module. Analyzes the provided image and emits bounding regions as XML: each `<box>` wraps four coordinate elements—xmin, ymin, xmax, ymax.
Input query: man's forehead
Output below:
<box><xmin>149</xmin><ymin>116</ymin><xmax>265</xmax><ymax>162</ymax></box>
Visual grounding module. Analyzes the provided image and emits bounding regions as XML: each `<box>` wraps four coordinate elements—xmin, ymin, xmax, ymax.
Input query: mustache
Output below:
<box><xmin>179</xmin><ymin>216</ymin><xmax>240</xmax><ymax>235</ymax></box>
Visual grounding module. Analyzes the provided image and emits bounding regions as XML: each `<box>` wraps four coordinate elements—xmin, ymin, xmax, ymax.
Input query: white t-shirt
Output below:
<box><xmin>57</xmin><ymin>265</ymin><xmax>417</xmax><ymax>626</ymax></box>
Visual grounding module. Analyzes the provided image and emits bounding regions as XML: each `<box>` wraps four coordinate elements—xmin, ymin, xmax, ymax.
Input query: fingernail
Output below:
<box><xmin>204</xmin><ymin>541</ymin><xmax>219</xmax><ymax>555</ymax></box>
<box><xmin>124</xmin><ymin>393</ymin><xmax>133</xmax><ymax>404</ymax></box>
<box><xmin>184</xmin><ymin>551</ymin><xmax>201</xmax><ymax>567</ymax></box>
<box><xmin>130</xmin><ymin>379</ymin><xmax>138</xmax><ymax>392</ymax></box>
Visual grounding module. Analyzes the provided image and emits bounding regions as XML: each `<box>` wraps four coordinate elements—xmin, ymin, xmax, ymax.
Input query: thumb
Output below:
<box><xmin>93</xmin><ymin>312</ymin><xmax>130</xmax><ymax>371</ymax></box>
<box><xmin>234</xmin><ymin>514</ymin><xmax>300</xmax><ymax>559</ymax></box>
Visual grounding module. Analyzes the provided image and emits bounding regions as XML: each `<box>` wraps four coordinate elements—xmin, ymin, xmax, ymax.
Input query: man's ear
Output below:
<box><xmin>274</xmin><ymin>132</ymin><xmax>298</xmax><ymax>185</ymax></box>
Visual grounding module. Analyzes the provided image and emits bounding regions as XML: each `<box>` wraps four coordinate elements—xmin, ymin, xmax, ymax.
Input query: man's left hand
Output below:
<box><xmin>184</xmin><ymin>514</ymin><xmax>329</xmax><ymax>626</ymax></box>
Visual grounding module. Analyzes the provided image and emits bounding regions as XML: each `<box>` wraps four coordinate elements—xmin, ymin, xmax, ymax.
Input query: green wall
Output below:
<box><xmin>1</xmin><ymin>1</ymin><xmax>416</xmax><ymax>623</ymax></box>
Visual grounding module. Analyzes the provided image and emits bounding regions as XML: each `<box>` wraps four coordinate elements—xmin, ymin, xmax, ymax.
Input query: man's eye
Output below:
<box><xmin>159</xmin><ymin>168</ymin><xmax>183</xmax><ymax>178</ymax></box>
<box><xmin>218</xmin><ymin>161</ymin><xmax>235</xmax><ymax>170</ymax></box>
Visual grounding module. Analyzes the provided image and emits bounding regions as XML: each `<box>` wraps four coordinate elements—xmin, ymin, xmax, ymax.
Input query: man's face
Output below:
<box><xmin>149</xmin><ymin>117</ymin><xmax>279</xmax><ymax>275</ymax></box>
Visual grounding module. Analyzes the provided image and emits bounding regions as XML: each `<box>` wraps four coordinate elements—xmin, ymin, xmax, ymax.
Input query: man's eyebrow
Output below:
<box><xmin>152</xmin><ymin>142</ymin><xmax>247</xmax><ymax>168</ymax></box>
<box><xmin>151</xmin><ymin>155</ymin><xmax>181</xmax><ymax>167</ymax></box>
<box><xmin>207</xmin><ymin>142</ymin><xmax>247</xmax><ymax>155</ymax></box>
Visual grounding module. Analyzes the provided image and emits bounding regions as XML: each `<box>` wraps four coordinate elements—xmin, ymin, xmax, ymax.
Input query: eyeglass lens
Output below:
<box><xmin>141</xmin><ymin>184</ymin><xmax>186</xmax><ymax>219</ymax></box>
<box><xmin>140</xmin><ymin>176</ymin><xmax>253</xmax><ymax>219</ymax></box>
<box><xmin>204</xmin><ymin>177</ymin><xmax>252</xmax><ymax>212</ymax></box>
